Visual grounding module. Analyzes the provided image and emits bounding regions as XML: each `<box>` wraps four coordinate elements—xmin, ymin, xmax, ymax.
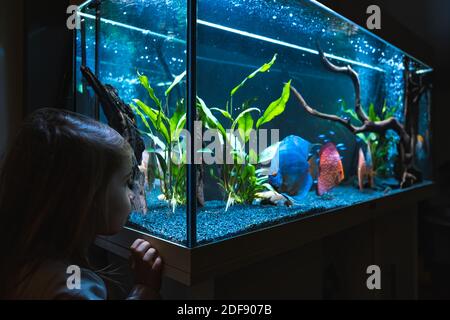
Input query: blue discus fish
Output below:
<box><xmin>269</xmin><ymin>135</ymin><xmax>313</xmax><ymax>199</ymax></box>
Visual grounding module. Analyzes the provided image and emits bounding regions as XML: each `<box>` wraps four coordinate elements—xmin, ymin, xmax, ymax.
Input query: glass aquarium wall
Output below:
<box><xmin>75</xmin><ymin>0</ymin><xmax>189</xmax><ymax>244</ymax></box>
<box><xmin>75</xmin><ymin>0</ymin><xmax>433</xmax><ymax>247</ymax></box>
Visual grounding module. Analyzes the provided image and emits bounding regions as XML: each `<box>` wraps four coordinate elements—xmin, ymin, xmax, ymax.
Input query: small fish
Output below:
<box><xmin>357</xmin><ymin>147</ymin><xmax>375</xmax><ymax>191</ymax></box>
<box><xmin>139</xmin><ymin>150</ymin><xmax>155</xmax><ymax>190</ymax></box>
<box><xmin>318</xmin><ymin>134</ymin><xmax>326</xmax><ymax>139</ymax></box>
<box><xmin>324</xmin><ymin>139</ymin><xmax>330</xmax><ymax>143</ymax></box>
<box><xmin>337</xmin><ymin>146</ymin><xmax>347</xmax><ymax>151</ymax></box>
<box><xmin>336</xmin><ymin>143</ymin><xmax>345</xmax><ymax>148</ymax></box>
<box><xmin>416</xmin><ymin>134</ymin><xmax>427</xmax><ymax>161</ymax></box>
<box><xmin>256</xmin><ymin>191</ymin><xmax>293</xmax><ymax>207</ymax></box>
<box><xmin>329</xmin><ymin>131</ymin><xmax>336</xmax><ymax>136</ymax></box>
<box><xmin>317</xmin><ymin>142</ymin><xmax>345</xmax><ymax>196</ymax></box>
<box><xmin>269</xmin><ymin>135</ymin><xmax>313</xmax><ymax>198</ymax></box>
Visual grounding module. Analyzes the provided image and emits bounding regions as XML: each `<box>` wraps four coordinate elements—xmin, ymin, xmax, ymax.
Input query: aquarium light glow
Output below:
<box><xmin>197</xmin><ymin>20</ymin><xmax>385</xmax><ymax>73</ymax></box>
<box><xmin>78</xmin><ymin>0</ymin><xmax>91</xmax><ymax>11</ymax></box>
<box><xmin>78</xmin><ymin>12</ymin><xmax>186</xmax><ymax>45</ymax></box>
<box><xmin>416</xmin><ymin>68</ymin><xmax>433</xmax><ymax>75</ymax></box>
<box><xmin>79</xmin><ymin>11</ymin><xmax>393</xmax><ymax>73</ymax></box>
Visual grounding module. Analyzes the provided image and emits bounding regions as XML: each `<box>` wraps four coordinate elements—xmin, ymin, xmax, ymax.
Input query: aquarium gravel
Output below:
<box><xmin>127</xmin><ymin>181</ymin><xmax>429</xmax><ymax>245</ymax></box>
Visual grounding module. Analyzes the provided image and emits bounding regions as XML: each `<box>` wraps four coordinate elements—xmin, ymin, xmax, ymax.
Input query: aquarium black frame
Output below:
<box><xmin>186</xmin><ymin>0</ymin><xmax>198</xmax><ymax>248</ymax></box>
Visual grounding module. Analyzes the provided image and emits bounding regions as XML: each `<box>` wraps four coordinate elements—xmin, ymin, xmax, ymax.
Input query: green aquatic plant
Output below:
<box><xmin>200</xmin><ymin>54</ymin><xmax>292</xmax><ymax>209</ymax></box>
<box><xmin>131</xmin><ymin>54</ymin><xmax>291</xmax><ymax>211</ymax></box>
<box><xmin>131</xmin><ymin>71</ymin><xmax>188</xmax><ymax>212</ymax></box>
<box><xmin>341</xmin><ymin>99</ymin><xmax>399</xmax><ymax>177</ymax></box>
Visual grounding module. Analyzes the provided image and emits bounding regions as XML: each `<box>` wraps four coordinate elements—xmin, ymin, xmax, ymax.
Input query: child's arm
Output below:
<box><xmin>127</xmin><ymin>239</ymin><xmax>164</xmax><ymax>300</ymax></box>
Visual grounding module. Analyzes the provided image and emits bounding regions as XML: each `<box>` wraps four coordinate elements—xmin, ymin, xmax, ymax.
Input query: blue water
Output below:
<box><xmin>75</xmin><ymin>0</ymin><xmax>433</xmax><ymax>246</ymax></box>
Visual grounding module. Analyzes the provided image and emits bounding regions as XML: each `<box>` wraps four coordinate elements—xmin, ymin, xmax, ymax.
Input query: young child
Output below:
<box><xmin>0</xmin><ymin>108</ymin><xmax>163</xmax><ymax>300</ymax></box>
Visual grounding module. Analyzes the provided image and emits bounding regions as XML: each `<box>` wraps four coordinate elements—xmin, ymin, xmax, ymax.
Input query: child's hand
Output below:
<box><xmin>130</xmin><ymin>239</ymin><xmax>164</xmax><ymax>292</ymax></box>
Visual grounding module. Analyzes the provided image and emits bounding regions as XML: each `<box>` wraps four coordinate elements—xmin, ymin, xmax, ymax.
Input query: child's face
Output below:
<box><xmin>100</xmin><ymin>157</ymin><xmax>134</xmax><ymax>235</ymax></box>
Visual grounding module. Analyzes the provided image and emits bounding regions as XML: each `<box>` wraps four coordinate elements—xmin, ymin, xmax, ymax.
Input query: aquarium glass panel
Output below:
<box><xmin>194</xmin><ymin>0</ymin><xmax>432</xmax><ymax>245</ymax></box>
<box><xmin>76</xmin><ymin>0</ymin><xmax>188</xmax><ymax>245</ymax></box>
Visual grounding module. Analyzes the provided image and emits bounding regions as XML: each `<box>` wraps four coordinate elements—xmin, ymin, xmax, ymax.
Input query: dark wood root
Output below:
<box><xmin>290</xmin><ymin>44</ymin><xmax>425</xmax><ymax>189</ymax></box>
<box><xmin>197</xmin><ymin>164</ymin><xmax>205</xmax><ymax>207</ymax></box>
<box><xmin>195</xmin><ymin>113</ymin><xmax>205</xmax><ymax>207</ymax></box>
<box><xmin>81</xmin><ymin>66</ymin><xmax>148</xmax><ymax>213</ymax></box>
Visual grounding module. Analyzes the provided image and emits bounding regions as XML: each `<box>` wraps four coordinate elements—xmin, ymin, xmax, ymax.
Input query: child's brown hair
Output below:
<box><xmin>0</xmin><ymin>108</ymin><xmax>132</xmax><ymax>297</ymax></box>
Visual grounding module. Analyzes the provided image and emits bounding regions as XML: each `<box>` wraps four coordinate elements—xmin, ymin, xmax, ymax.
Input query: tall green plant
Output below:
<box><xmin>131</xmin><ymin>71</ymin><xmax>187</xmax><ymax>212</ymax></box>
<box><xmin>199</xmin><ymin>54</ymin><xmax>292</xmax><ymax>209</ymax></box>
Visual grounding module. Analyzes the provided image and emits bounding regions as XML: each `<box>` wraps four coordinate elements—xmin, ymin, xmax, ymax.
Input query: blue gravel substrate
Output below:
<box><xmin>128</xmin><ymin>181</ymin><xmax>427</xmax><ymax>245</ymax></box>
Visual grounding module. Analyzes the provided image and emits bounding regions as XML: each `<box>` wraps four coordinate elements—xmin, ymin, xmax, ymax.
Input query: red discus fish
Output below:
<box><xmin>357</xmin><ymin>147</ymin><xmax>375</xmax><ymax>191</ymax></box>
<box><xmin>317</xmin><ymin>142</ymin><xmax>345</xmax><ymax>196</ymax></box>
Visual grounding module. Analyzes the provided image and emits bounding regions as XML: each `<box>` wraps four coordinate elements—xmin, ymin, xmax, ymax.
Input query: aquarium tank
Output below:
<box><xmin>74</xmin><ymin>0</ymin><xmax>433</xmax><ymax>247</ymax></box>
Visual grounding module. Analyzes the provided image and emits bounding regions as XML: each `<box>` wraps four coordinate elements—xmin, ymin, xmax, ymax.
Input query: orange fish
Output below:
<box><xmin>357</xmin><ymin>148</ymin><xmax>375</xmax><ymax>191</ymax></box>
<box><xmin>317</xmin><ymin>142</ymin><xmax>345</xmax><ymax>196</ymax></box>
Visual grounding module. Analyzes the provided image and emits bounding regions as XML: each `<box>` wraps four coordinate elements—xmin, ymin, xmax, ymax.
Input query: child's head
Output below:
<box><xmin>0</xmin><ymin>108</ymin><xmax>134</xmax><ymax>267</ymax></box>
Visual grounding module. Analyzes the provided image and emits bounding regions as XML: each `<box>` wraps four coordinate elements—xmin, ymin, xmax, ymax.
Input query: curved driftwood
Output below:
<box><xmin>81</xmin><ymin>66</ymin><xmax>205</xmax><ymax>208</ymax></box>
<box><xmin>81</xmin><ymin>66</ymin><xmax>148</xmax><ymax>213</ymax></box>
<box><xmin>291</xmin><ymin>45</ymin><xmax>428</xmax><ymax>188</ymax></box>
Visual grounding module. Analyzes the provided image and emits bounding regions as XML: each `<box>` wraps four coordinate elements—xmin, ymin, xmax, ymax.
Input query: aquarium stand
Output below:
<box><xmin>95</xmin><ymin>182</ymin><xmax>434</xmax><ymax>298</ymax></box>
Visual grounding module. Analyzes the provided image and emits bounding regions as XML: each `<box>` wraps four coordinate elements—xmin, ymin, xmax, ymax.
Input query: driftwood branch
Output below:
<box><xmin>317</xmin><ymin>45</ymin><xmax>369</xmax><ymax>123</ymax></box>
<box><xmin>81</xmin><ymin>66</ymin><xmax>148</xmax><ymax>213</ymax></box>
<box><xmin>291</xmin><ymin>45</ymin><xmax>423</xmax><ymax>188</ymax></box>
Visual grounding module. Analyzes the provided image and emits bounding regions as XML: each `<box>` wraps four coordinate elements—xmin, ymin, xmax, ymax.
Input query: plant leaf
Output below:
<box><xmin>165</xmin><ymin>71</ymin><xmax>186</xmax><ymax>97</ymax></box>
<box><xmin>256</xmin><ymin>80</ymin><xmax>291</xmax><ymax>129</ymax></box>
<box><xmin>170</xmin><ymin>99</ymin><xmax>185</xmax><ymax>133</ymax></box>
<box><xmin>172</xmin><ymin>113</ymin><xmax>186</xmax><ymax>142</ymax></box>
<box><xmin>262</xmin><ymin>183</ymin><xmax>275</xmax><ymax>192</ymax></box>
<box><xmin>196</xmin><ymin>97</ymin><xmax>227</xmax><ymax>138</ymax></box>
<box><xmin>211</xmin><ymin>108</ymin><xmax>234</xmax><ymax>122</ymax></box>
<box><xmin>130</xmin><ymin>103</ymin><xmax>153</xmax><ymax>134</ymax></box>
<box><xmin>258</xmin><ymin>142</ymin><xmax>280</xmax><ymax>164</ymax></box>
<box><xmin>154</xmin><ymin>152</ymin><xmax>167</xmax><ymax>177</ymax></box>
<box><xmin>232</xmin><ymin>107</ymin><xmax>259</xmax><ymax>132</ymax></box>
<box><xmin>231</xmin><ymin>53</ymin><xmax>277</xmax><ymax>97</ymax></box>
<box><xmin>133</xmin><ymin>99</ymin><xmax>170</xmax><ymax>143</ymax></box>
<box><xmin>368</xmin><ymin>103</ymin><xmax>380</xmax><ymax>122</ymax></box>
<box><xmin>142</xmin><ymin>132</ymin><xmax>166</xmax><ymax>150</ymax></box>
<box><xmin>138</xmin><ymin>72</ymin><xmax>161</xmax><ymax>109</ymax></box>
<box><xmin>238</xmin><ymin>111</ymin><xmax>254</xmax><ymax>144</ymax></box>
<box><xmin>242</xmin><ymin>164</ymin><xmax>256</xmax><ymax>180</ymax></box>
<box><xmin>248</xmin><ymin>148</ymin><xmax>258</xmax><ymax>165</ymax></box>
<box><xmin>381</xmin><ymin>100</ymin><xmax>387</xmax><ymax>116</ymax></box>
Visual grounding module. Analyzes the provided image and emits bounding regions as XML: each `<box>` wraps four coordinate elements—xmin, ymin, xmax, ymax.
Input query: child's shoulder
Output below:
<box><xmin>15</xmin><ymin>259</ymin><xmax>107</xmax><ymax>300</ymax></box>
